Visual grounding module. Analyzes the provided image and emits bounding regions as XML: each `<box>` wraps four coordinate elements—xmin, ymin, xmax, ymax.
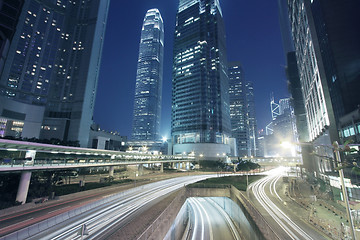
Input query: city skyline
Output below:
<box><xmin>94</xmin><ymin>0</ymin><xmax>288</xmax><ymax>138</ymax></box>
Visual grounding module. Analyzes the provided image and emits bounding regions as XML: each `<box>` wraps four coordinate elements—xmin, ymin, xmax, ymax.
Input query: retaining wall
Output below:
<box><xmin>142</xmin><ymin>186</ymin><xmax>280</xmax><ymax>240</ymax></box>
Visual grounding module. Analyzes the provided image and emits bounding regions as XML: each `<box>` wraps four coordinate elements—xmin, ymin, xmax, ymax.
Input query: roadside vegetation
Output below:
<box><xmin>189</xmin><ymin>175</ymin><xmax>264</xmax><ymax>191</ymax></box>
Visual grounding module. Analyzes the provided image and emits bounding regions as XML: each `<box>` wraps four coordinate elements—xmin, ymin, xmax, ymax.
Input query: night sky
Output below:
<box><xmin>94</xmin><ymin>0</ymin><xmax>289</xmax><ymax>139</ymax></box>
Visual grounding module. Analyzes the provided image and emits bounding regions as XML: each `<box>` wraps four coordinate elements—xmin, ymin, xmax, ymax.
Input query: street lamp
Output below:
<box><xmin>333</xmin><ymin>141</ymin><xmax>356</xmax><ymax>240</ymax></box>
<box><xmin>282</xmin><ymin>140</ymin><xmax>357</xmax><ymax>240</ymax></box>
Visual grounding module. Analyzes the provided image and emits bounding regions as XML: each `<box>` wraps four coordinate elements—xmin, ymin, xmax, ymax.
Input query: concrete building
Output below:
<box><xmin>132</xmin><ymin>9</ymin><xmax>164</xmax><ymax>141</ymax></box>
<box><xmin>89</xmin><ymin>124</ymin><xmax>127</xmax><ymax>151</ymax></box>
<box><xmin>0</xmin><ymin>0</ymin><xmax>110</xmax><ymax>147</ymax></box>
<box><xmin>171</xmin><ymin>0</ymin><xmax>231</xmax><ymax>159</ymax></box>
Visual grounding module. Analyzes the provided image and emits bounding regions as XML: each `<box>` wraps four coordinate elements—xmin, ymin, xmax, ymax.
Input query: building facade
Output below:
<box><xmin>0</xmin><ymin>0</ymin><xmax>24</xmax><ymax>77</ymax></box>
<box><xmin>229</xmin><ymin>62</ymin><xmax>247</xmax><ymax>157</ymax></box>
<box><xmin>0</xmin><ymin>0</ymin><xmax>110</xmax><ymax>147</ymax></box>
<box><xmin>171</xmin><ymin>0</ymin><xmax>231</xmax><ymax>158</ymax></box>
<box><xmin>132</xmin><ymin>9</ymin><xmax>164</xmax><ymax>141</ymax></box>
<box><xmin>288</xmin><ymin>0</ymin><xmax>360</xmax><ymax>173</ymax></box>
<box><xmin>246</xmin><ymin>81</ymin><xmax>259</xmax><ymax>157</ymax></box>
<box><xmin>228</xmin><ymin>62</ymin><xmax>258</xmax><ymax>157</ymax></box>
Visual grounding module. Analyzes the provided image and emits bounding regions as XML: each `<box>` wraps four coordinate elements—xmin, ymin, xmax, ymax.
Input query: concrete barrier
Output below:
<box><xmin>138</xmin><ymin>188</ymin><xmax>187</xmax><ymax>240</ymax></box>
<box><xmin>230</xmin><ymin>185</ymin><xmax>281</xmax><ymax>240</ymax></box>
<box><xmin>1</xmin><ymin>185</ymin><xmax>148</xmax><ymax>240</ymax></box>
<box><xmin>140</xmin><ymin>185</ymin><xmax>279</xmax><ymax>240</ymax></box>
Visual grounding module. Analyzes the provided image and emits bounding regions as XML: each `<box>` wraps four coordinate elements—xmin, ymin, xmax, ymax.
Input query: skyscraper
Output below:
<box><xmin>229</xmin><ymin>62</ymin><xmax>248</xmax><ymax>157</ymax></box>
<box><xmin>0</xmin><ymin>0</ymin><xmax>110</xmax><ymax>147</ymax></box>
<box><xmin>132</xmin><ymin>9</ymin><xmax>164</xmax><ymax>141</ymax></box>
<box><xmin>171</xmin><ymin>0</ymin><xmax>231</xmax><ymax>158</ymax></box>
<box><xmin>288</xmin><ymin>0</ymin><xmax>360</xmax><ymax>173</ymax></box>
<box><xmin>0</xmin><ymin>0</ymin><xmax>24</xmax><ymax>77</ymax></box>
<box><xmin>246</xmin><ymin>81</ymin><xmax>259</xmax><ymax>157</ymax></box>
<box><xmin>228</xmin><ymin>62</ymin><xmax>258</xmax><ymax>157</ymax></box>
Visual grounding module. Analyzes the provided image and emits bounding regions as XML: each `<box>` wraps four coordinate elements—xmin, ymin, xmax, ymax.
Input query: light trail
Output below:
<box><xmin>206</xmin><ymin>198</ymin><xmax>241</xmax><ymax>240</ymax></box>
<box><xmin>250</xmin><ymin>168</ymin><xmax>313</xmax><ymax>240</ymax></box>
<box><xmin>186</xmin><ymin>197</ymin><xmax>240</xmax><ymax>240</ymax></box>
<box><xmin>2</xmin><ymin>175</ymin><xmax>215</xmax><ymax>240</ymax></box>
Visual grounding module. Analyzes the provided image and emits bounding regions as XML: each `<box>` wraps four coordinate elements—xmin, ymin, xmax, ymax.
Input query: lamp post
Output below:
<box><xmin>281</xmin><ymin>140</ymin><xmax>357</xmax><ymax>239</ymax></box>
<box><xmin>333</xmin><ymin>141</ymin><xmax>356</xmax><ymax>240</ymax></box>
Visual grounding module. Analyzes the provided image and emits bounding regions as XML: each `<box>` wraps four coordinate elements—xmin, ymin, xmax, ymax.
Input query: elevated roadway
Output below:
<box><xmin>0</xmin><ymin>174</ymin><xmax>217</xmax><ymax>240</ymax></box>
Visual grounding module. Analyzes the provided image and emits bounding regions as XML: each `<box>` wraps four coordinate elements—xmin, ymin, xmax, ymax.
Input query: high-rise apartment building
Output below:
<box><xmin>171</xmin><ymin>0</ymin><xmax>231</xmax><ymax>158</ymax></box>
<box><xmin>0</xmin><ymin>0</ymin><xmax>110</xmax><ymax>147</ymax></box>
<box><xmin>288</xmin><ymin>0</ymin><xmax>360</xmax><ymax>173</ymax></box>
<box><xmin>228</xmin><ymin>62</ymin><xmax>258</xmax><ymax>157</ymax></box>
<box><xmin>132</xmin><ymin>9</ymin><xmax>164</xmax><ymax>141</ymax></box>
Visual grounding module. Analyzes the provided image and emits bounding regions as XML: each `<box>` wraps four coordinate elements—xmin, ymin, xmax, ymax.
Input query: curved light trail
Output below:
<box><xmin>3</xmin><ymin>175</ymin><xmax>215</xmax><ymax>240</ymax></box>
<box><xmin>187</xmin><ymin>197</ymin><xmax>241</xmax><ymax>240</ymax></box>
<box><xmin>249</xmin><ymin>168</ymin><xmax>313</xmax><ymax>240</ymax></box>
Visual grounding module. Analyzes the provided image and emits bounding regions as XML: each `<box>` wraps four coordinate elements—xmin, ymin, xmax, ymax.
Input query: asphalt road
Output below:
<box><xmin>187</xmin><ymin>197</ymin><xmax>241</xmax><ymax>240</ymax></box>
<box><xmin>248</xmin><ymin>167</ymin><xmax>329</xmax><ymax>240</ymax></box>
<box><xmin>0</xmin><ymin>174</ymin><xmax>216</xmax><ymax>240</ymax></box>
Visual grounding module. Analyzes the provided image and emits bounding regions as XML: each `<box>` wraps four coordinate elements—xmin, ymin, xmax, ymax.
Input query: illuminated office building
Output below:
<box><xmin>228</xmin><ymin>62</ymin><xmax>258</xmax><ymax>157</ymax></box>
<box><xmin>229</xmin><ymin>62</ymin><xmax>247</xmax><ymax>157</ymax></box>
<box><xmin>0</xmin><ymin>0</ymin><xmax>110</xmax><ymax>147</ymax></box>
<box><xmin>132</xmin><ymin>9</ymin><xmax>164</xmax><ymax>141</ymax></box>
<box><xmin>0</xmin><ymin>1</ymin><xmax>24</xmax><ymax>77</ymax></box>
<box><xmin>288</xmin><ymin>0</ymin><xmax>360</xmax><ymax>172</ymax></box>
<box><xmin>171</xmin><ymin>0</ymin><xmax>231</xmax><ymax>158</ymax></box>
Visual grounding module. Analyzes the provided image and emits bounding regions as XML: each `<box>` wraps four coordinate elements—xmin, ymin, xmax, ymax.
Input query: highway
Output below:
<box><xmin>186</xmin><ymin>197</ymin><xmax>241</xmax><ymax>240</ymax></box>
<box><xmin>248</xmin><ymin>167</ymin><xmax>327</xmax><ymax>240</ymax></box>
<box><xmin>1</xmin><ymin>175</ymin><xmax>215</xmax><ymax>240</ymax></box>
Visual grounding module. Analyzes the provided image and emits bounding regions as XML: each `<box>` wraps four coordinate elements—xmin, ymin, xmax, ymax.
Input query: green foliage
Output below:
<box><xmin>352</xmin><ymin>166</ymin><xmax>360</xmax><ymax>175</ymax></box>
<box><xmin>236</xmin><ymin>160</ymin><xmax>260</xmax><ymax>172</ymax></box>
<box><xmin>199</xmin><ymin>160</ymin><xmax>226</xmax><ymax>170</ymax></box>
<box><xmin>54</xmin><ymin>178</ymin><xmax>132</xmax><ymax>196</ymax></box>
<box><xmin>0</xmin><ymin>173</ymin><xmax>21</xmax><ymax>209</ymax></box>
<box><xmin>188</xmin><ymin>175</ymin><xmax>264</xmax><ymax>191</ymax></box>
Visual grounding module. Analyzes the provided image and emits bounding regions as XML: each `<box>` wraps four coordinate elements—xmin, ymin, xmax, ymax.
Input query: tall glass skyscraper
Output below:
<box><xmin>228</xmin><ymin>62</ymin><xmax>248</xmax><ymax>157</ymax></box>
<box><xmin>229</xmin><ymin>62</ymin><xmax>258</xmax><ymax>157</ymax></box>
<box><xmin>171</xmin><ymin>0</ymin><xmax>231</xmax><ymax>158</ymax></box>
<box><xmin>0</xmin><ymin>0</ymin><xmax>110</xmax><ymax>147</ymax></box>
<box><xmin>132</xmin><ymin>9</ymin><xmax>164</xmax><ymax>141</ymax></box>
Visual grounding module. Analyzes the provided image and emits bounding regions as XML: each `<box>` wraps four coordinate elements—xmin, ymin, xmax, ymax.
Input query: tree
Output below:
<box><xmin>236</xmin><ymin>160</ymin><xmax>260</xmax><ymax>172</ymax></box>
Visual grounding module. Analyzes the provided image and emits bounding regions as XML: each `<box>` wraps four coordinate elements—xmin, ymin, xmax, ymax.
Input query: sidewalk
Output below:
<box><xmin>277</xmin><ymin>175</ymin><xmax>358</xmax><ymax>239</ymax></box>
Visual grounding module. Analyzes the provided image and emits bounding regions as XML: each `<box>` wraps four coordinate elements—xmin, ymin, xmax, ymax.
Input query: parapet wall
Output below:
<box><xmin>230</xmin><ymin>186</ymin><xmax>281</xmax><ymax>240</ymax></box>
<box><xmin>142</xmin><ymin>185</ymin><xmax>280</xmax><ymax>240</ymax></box>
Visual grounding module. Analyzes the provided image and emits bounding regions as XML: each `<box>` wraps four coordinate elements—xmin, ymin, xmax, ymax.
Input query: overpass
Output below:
<box><xmin>0</xmin><ymin>139</ymin><xmax>301</xmax><ymax>204</ymax></box>
<box><xmin>0</xmin><ymin>139</ymin><xmax>196</xmax><ymax>204</ymax></box>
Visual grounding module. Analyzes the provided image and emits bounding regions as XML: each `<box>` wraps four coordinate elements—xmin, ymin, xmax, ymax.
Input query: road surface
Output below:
<box><xmin>1</xmin><ymin>175</ymin><xmax>216</xmax><ymax>240</ymax></box>
<box><xmin>186</xmin><ymin>197</ymin><xmax>241</xmax><ymax>240</ymax></box>
<box><xmin>248</xmin><ymin>167</ymin><xmax>328</xmax><ymax>240</ymax></box>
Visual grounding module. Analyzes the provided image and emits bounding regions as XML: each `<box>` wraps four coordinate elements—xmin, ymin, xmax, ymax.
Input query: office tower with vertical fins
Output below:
<box><xmin>132</xmin><ymin>9</ymin><xmax>164</xmax><ymax>141</ymax></box>
<box><xmin>171</xmin><ymin>0</ymin><xmax>231</xmax><ymax>158</ymax></box>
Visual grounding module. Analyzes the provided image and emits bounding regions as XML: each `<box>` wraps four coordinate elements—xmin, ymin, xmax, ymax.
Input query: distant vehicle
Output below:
<box><xmin>1</xmin><ymin>158</ymin><xmax>11</xmax><ymax>164</ymax></box>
